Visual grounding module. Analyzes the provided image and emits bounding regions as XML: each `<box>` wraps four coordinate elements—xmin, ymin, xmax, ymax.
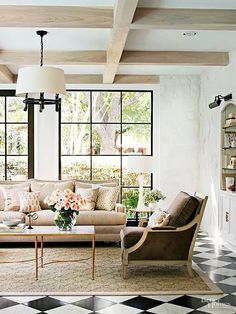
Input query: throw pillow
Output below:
<box><xmin>18</xmin><ymin>191</ymin><xmax>41</xmax><ymax>213</ymax></box>
<box><xmin>30</xmin><ymin>180</ymin><xmax>74</xmax><ymax>209</ymax></box>
<box><xmin>148</xmin><ymin>210</ymin><xmax>170</xmax><ymax>228</ymax></box>
<box><xmin>0</xmin><ymin>183</ymin><xmax>30</xmax><ymax>211</ymax></box>
<box><xmin>76</xmin><ymin>187</ymin><xmax>99</xmax><ymax>211</ymax></box>
<box><xmin>96</xmin><ymin>186</ymin><xmax>119</xmax><ymax>211</ymax></box>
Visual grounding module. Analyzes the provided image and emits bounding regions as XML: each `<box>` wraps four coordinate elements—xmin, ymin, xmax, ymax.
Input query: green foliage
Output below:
<box><xmin>122</xmin><ymin>189</ymin><xmax>139</xmax><ymax>209</ymax></box>
<box><xmin>144</xmin><ymin>189</ymin><xmax>165</xmax><ymax>205</ymax></box>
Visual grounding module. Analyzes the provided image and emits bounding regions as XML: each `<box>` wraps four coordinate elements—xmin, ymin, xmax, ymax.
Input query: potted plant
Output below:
<box><xmin>144</xmin><ymin>189</ymin><xmax>165</xmax><ymax>209</ymax></box>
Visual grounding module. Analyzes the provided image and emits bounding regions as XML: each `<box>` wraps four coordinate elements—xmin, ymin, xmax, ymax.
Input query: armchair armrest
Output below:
<box><xmin>151</xmin><ymin>226</ymin><xmax>176</xmax><ymax>231</ymax></box>
<box><xmin>115</xmin><ymin>203</ymin><xmax>125</xmax><ymax>213</ymax></box>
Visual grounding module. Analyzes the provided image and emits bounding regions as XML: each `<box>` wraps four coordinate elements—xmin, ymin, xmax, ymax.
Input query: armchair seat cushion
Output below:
<box><xmin>120</xmin><ymin>227</ymin><xmax>144</xmax><ymax>248</ymax></box>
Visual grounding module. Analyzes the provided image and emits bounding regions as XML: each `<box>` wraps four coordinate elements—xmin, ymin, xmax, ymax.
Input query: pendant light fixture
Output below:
<box><xmin>16</xmin><ymin>30</ymin><xmax>66</xmax><ymax>112</ymax></box>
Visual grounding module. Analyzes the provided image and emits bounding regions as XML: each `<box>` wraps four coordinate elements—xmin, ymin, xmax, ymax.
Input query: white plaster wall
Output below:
<box><xmin>199</xmin><ymin>48</ymin><xmax>236</xmax><ymax>237</ymax></box>
<box><xmin>158</xmin><ymin>76</ymin><xmax>200</xmax><ymax>208</ymax></box>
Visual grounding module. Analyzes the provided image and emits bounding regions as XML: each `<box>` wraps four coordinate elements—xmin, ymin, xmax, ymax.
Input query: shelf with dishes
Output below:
<box><xmin>221</xmin><ymin>105</ymin><xmax>236</xmax><ymax>192</ymax></box>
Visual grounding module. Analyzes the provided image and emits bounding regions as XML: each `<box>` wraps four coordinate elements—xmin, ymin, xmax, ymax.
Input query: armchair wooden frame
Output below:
<box><xmin>122</xmin><ymin>192</ymin><xmax>208</xmax><ymax>279</ymax></box>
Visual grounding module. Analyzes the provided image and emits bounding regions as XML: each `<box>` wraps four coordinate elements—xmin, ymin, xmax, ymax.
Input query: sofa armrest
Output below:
<box><xmin>115</xmin><ymin>203</ymin><xmax>125</xmax><ymax>213</ymax></box>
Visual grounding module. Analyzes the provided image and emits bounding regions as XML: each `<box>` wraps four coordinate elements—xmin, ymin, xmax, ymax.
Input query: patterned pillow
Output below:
<box><xmin>18</xmin><ymin>191</ymin><xmax>41</xmax><ymax>213</ymax></box>
<box><xmin>147</xmin><ymin>211</ymin><xmax>170</xmax><ymax>228</ymax></box>
<box><xmin>76</xmin><ymin>187</ymin><xmax>99</xmax><ymax>211</ymax></box>
<box><xmin>0</xmin><ymin>183</ymin><xmax>30</xmax><ymax>211</ymax></box>
<box><xmin>96</xmin><ymin>186</ymin><xmax>119</xmax><ymax>211</ymax></box>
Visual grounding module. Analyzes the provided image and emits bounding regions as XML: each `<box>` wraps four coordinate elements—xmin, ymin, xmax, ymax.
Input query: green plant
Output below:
<box><xmin>122</xmin><ymin>189</ymin><xmax>139</xmax><ymax>210</ymax></box>
<box><xmin>144</xmin><ymin>189</ymin><xmax>165</xmax><ymax>206</ymax></box>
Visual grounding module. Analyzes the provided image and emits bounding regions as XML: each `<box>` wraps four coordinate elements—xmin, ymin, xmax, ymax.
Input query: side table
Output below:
<box><xmin>129</xmin><ymin>208</ymin><xmax>155</xmax><ymax>226</ymax></box>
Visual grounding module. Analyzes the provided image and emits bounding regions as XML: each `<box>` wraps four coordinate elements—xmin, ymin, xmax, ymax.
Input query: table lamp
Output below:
<box><xmin>127</xmin><ymin>156</ymin><xmax>153</xmax><ymax>210</ymax></box>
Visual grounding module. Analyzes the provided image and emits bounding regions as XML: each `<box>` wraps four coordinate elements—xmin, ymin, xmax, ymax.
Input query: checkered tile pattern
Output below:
<box><xmin>0</xmin><ymin>231</ymin><xmax>236</xmax><ymax>313</ymax></box>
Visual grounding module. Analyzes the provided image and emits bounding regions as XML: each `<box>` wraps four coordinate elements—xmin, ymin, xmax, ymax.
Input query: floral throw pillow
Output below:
<box><xmin>76</xmin><ymin>187</ymin><xmax>99</xmax><ymax>211</ymax></box>
<box><xmin>18</xmin><ymin>191</ymin><xmax>41</xmax><ymax>213</ymax></box>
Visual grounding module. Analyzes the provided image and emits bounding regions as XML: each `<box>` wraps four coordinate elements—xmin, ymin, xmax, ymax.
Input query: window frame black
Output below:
<box><xmin>0</xmin><ymin>90</ymin><xmax>34</xmax><ymax>179</ymax></box>
<box><xmin>58</xmin><ymin>89</ymin><xmax>153</xmax><ymax>196</ymax></box>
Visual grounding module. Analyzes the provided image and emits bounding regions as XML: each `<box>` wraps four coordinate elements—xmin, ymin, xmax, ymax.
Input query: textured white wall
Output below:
<box><xmin>158</xmin><ymin>76</ymin><xmax>201</xmax><ymax>208</ymax></box>
<box><xmin>199</xmin><ymin>48</ymin><xmax>236</xmax><ymax>236</ymax></box>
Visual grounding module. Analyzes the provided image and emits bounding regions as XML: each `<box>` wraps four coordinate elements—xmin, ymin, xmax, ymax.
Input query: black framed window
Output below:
<box><xmin>0</xmin><ymin>90</ymin><xmax>34</xmax><ymax>180</ymax></box>
<box><xmin>59</xmin><ymin>90</ymin><xmax>153</xmax><ymax>206</ymax></box>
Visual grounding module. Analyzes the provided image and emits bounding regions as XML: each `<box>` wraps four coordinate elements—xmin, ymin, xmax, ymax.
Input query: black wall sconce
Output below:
<box><xmin>209</xmin><ymin>93</ymin><xmax>232</xmax><ymax>109</ymax></box>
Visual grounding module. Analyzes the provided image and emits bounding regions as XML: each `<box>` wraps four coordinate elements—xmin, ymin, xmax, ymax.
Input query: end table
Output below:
<box><xmin>129</xmin><ymin>208</ymin><xmax>155</xmax><ymax>226</ymax></box>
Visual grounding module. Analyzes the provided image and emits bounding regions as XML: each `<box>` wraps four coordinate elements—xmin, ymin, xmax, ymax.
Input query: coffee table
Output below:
<box><xmin>0</xmin><ymin>226</ymin><xmax>95</xmax><ymax>280</ymax></box>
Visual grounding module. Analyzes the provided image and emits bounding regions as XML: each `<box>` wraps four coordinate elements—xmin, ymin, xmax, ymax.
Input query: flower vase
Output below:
<box><xmin>54</xmin><ymin>210</ymin><xmax>77</xmax><ymax>231</ymax></box>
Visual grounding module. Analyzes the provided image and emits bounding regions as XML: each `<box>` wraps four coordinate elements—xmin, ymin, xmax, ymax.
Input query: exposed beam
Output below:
<box><xmin>114</xmin><ymin>75</ymin><xmax>160</xmax><ymax>84</ymax></box>
<box><xmin>10</xmin><ymin>74</ymin><xmax>160</xmax><ymax>85</ymax></box>
<box><xmin>103</xmin><ymin>0</ymin><xmax>139</xmax><ymax>83</ymax></box>
<box><xmin>0</xmin><ymin>65</ymin><xmax>14</xmax><ymax>83</ymax></box>
<box><xmin>0</xmin><ymin>5</ymin><xmax>113</xmax><ymax>28</ymax></box>
<box><xmin>66</xmin><ymin>74</ymin><xmax>160</xmax><ymax>84</ymax></box>
<box><xmin>120</xmin><ymin>51</ymin><xmax>229</xmax><ymax>66</ymax></box>
<box><xmin>65</xmin><ymin>75</ymin><xmax>102</xmax><ymax>84</ymax></box>
<box><xmin>132</xmin><ymin>8</ymin><xmax>236</xmax><ymax>30</ymax></box>
<box><xmin>0</xmin><ymin>50</ymin><xmax>106</xmax><ymax>65</ymax></box>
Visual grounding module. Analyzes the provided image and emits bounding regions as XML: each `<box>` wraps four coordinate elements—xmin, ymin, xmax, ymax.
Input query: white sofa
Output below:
<box><xmin>0</xmin><ymin>179</ymin><xmax>127</xmax><ymax>242</ymax></box>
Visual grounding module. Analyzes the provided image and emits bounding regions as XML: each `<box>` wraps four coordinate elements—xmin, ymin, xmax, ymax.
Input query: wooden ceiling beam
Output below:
<box><xmin>120</xmin><ymin>51</ymin><xmax>229</xmax><ymax>66</ymax></box>
<box><xmin>65</xmin><ymin>74</ymin><xmax>160</xmax><ymax>84</ymax></box>
<box><xmin>103</xmin><ymin>0</ymin><xmax>139</xmax><ymax>83</ymax></box>
<box><xmin>0</xmin><ymin>50</ymin><xmax>106</xmax><ymax>65</ymax></box>
<box><xmin>0</xmin><ymin>65</ymin><xmax>14</xmax><ymax>83</ymax></box>
<box><xmin>132</xmin><ymin>8</ymin><xmax>236</xmax><ymax>30</ymax></box>
<box><xmin>0</xmin><ymin>5</ymin><xmax>113</xmax><ymax>28</ymax></box>
<box><xmin>8</xmin><ymin>74</ymin><xmax>160</xmax><ymax>85</ymax></box>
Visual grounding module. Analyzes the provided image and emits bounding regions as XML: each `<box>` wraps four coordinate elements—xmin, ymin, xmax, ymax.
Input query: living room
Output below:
<box><xmin>0</xmin><ymin>0</ymin><xmax>235</xmax><ymax>313</ymax></box>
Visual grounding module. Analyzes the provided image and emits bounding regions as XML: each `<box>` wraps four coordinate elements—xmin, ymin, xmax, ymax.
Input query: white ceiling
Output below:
<box><xmin>0</xmin><ymin>0</ymin><xmax>235</xmax><ymax>77</ymax></box>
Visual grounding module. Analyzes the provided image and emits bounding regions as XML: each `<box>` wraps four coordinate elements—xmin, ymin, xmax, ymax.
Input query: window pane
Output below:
<box><xmin>92</xmin><ymin>92</ymin><xmax>120</xmax><ymax>123</ymax></box>
<box><xmin>7</xmin><ymin>124</ymin><xmax>28</xmax><ymax>155</ymax></box>
<box><xmin>0</xmin><ymin>98</ymin><xmax>4</xmax><ymax>122</ymax></box>
<box><xmin>7</xmin><ymin>97</ymin><xmax>27</xmax><ymax>122</ymax></box>
<box><xmin>0</xmin><ymin>157</ymin><xmax>5</xmax><ymax>180</ymax></box>
<box><xmin>7</xmin><ymin>156</ymin><xmax>28</xmax><ymax>180</ymax></box>
<box><xmin>122</xmin><ymin>92</ymin><xmax>151</xmax><ymax>123</ymax></box>
<box><xmin>0</xmin><ymin>125</ymin><xmax>5</xmax><ymax>154</ymax></box>
<box><xmin>92</xmin><ymin>124</ymin><xmax>121</xmax><ymax>155</ymax></box>
<box><xmin>61</xmin><ymin>92</ymin><xmax>90</xmax><ymax>122</ymax></box>
<box><xmin>61</xmin><ymin>124</ymin><xmax>90</xmax><ymax>155</ymax></box>
<box><xmin>92</xmin><ymin>156</ymin><xmax>120</xmax><ymax>181</ymax></box>
<box><xmin>61</xmin><ymin>156</ymin><xmax>90</xmax><ymax>180</ymax></box>
<box><xmin>122</xmin><ymin>124</ymin><xmax>151</xmax><ymax>155</ymax></box>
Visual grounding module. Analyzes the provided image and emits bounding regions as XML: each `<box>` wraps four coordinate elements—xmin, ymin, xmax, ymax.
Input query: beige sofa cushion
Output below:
<box><xmin>75</xmin><ymin>187</ymin><xmax>99</xmax><ymax>211</ymax></box>
<box><xmin>0</xmin><ymin>181</ymin><xmax>29</xmax><ymax>211</ymax></box>
<box><xmin>0</xmin><ymin>182</ymin><xmax>30</xmax><ymax>211</ymax></box>
<box><xmin>30</xmin><ymin>180</ymin><xmax>74</xmax><ymax>209</ymax></box>
<box><xmin>96</xmin><ymin>186</ymin><xmax>119</xmax><ymax>211</ymax></box>
<box><xmin>0</xmin><ymin>210</ymin><xmax>25</xmax><ymax>223</ymax></box>
<box><xmin>75</xmin><ymin>179</ymin><xmax>119</xmax><ymax>189</ymax></box>
<box><xmin>26</xmin><ymin>209</ymin><xmax>127</xmax><ymax>226</ymax></box>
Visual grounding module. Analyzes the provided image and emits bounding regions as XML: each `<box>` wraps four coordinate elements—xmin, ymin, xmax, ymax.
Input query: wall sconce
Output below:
<box><xmin>209</xmin><ymin>93</ymin><xmax>232</xmax><ymax>109</ymax></box>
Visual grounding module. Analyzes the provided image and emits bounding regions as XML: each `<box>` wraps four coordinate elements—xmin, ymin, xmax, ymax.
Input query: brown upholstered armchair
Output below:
<box><xmin>120</xmin><ymin>192</ymin><xmax>208</xmax><ymax>279</ymax></box>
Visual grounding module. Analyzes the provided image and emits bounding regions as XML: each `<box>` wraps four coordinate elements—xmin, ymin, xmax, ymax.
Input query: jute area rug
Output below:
<box><xmin>0</xmin><ymin>247</ymin><xmax>222</xmax><ymax>295</ymax></box>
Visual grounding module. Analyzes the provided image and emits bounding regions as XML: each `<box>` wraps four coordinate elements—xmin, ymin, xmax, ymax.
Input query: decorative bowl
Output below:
<box><xmin>2</xmin><ymin>219</ymin><xmax>21</xmax><ymax>227</ymax></box>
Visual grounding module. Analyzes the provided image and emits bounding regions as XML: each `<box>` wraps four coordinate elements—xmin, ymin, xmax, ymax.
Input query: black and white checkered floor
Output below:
<box><xmin>0</xmin><ymin>231</ymin><xmax>236</xmax><ymax>313</ymax></box>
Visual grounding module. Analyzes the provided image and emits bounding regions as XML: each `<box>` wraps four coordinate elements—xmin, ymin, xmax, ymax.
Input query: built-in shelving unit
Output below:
<box><xmin>221</xmin><ymin>102</ymin><xmax>236</xmax><ymax>192</ymax></box>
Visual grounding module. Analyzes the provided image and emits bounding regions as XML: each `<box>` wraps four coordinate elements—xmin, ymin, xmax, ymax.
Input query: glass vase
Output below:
<box><xmin>54</xmin><ymin>210</ymin><xmax>77</xmax><ymax>231</ymax></box>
